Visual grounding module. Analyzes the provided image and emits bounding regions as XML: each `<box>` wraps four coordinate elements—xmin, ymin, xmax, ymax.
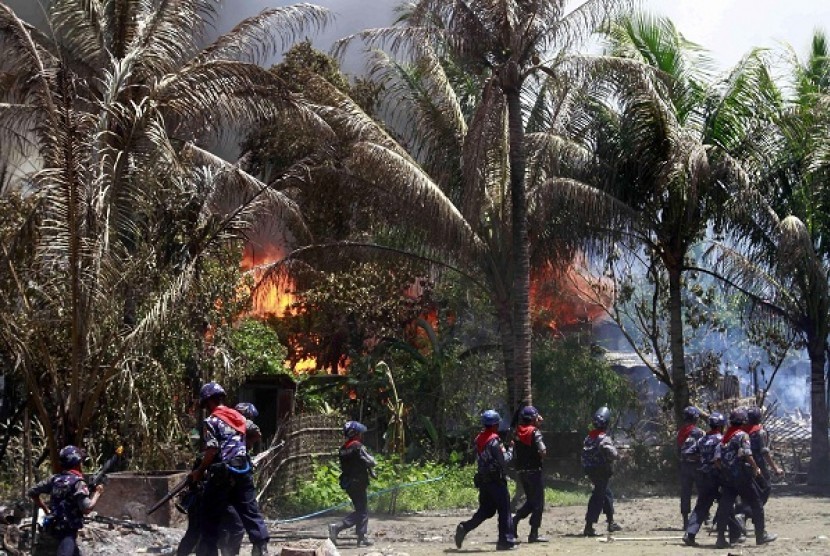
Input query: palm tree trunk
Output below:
<box><xmin>505</xmin><ymin>74</ymin><xmax>532</xmax><ymax>408</ymax></box>
<box><xmin>807</xmin><ymin>341</ymin><xmax>830</xmax><ymax>485</ymax></box>
<box><xmin>497</xmin><ymin>303</ymin><xmax>516</xmax><ymax>408</ymax></box>
<box><xmin>667</xmin><ymin>265</ymin><xmax>689</xmax><ymax>426</ymax></box>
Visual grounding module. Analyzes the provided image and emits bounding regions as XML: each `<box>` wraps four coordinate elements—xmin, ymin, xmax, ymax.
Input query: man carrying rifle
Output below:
<box><xmin>28</xmin><ymin>446</ymin><xmax>104</xmax><ymax>556</ymax></box>
<box><xmin>189</xmin><ymin>382</ymin><xmax>270</xmax><ymax>556</ymax></box>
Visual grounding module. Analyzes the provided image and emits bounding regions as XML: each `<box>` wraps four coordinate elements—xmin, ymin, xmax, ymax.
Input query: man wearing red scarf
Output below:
<box><xmin>739</xmin><ymin>407</ymin><xmax>783</xmax><ymax>527</ymax></box>
<box><xmin>714</xmin><ymin>407</ymin><xmax>776</xmax><ymax>548</ymax></box>
<box><xmin>581</xmin><ymin>406</ymin><xmax>621</xmax><ymax>537</ymax></box>
<box><xmin>455</xmin><ymin>410</ymin><xmax>516</xmax><ymax>551</ymax></box>
<box><xmin>328</xmin><ymin>421</ymin><xmax>377</xmax><ymax>547</ymax></box>
<box><xmin>677</xmin><ymin>406</ymin><xmax>705</xmax><ymax>529</ymax></box>
<box><xmin>511</xmin><ymin>406</ymin><xmax>548</xmax><ymax>543</ymax></box>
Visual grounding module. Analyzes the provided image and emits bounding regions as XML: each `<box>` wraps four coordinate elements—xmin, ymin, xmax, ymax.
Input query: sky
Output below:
<box><xmin>8</xmin><ymin>1</ymin><xmax>830</xmax><ymax>72</ymax></box>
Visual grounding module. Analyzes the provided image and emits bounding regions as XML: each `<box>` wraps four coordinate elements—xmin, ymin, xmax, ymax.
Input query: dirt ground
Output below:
<box><xmin>57</xmin><ymin>486</ymin><xmax>829</xmax><ymax>555</ymax></box>
<box><xmin>267</xmin><ymin>487</ymin><xmax>830</xmax><ymax>556</ymax></box>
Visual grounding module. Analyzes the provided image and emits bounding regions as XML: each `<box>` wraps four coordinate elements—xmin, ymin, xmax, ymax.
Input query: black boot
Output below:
<box><xmin>715</xmin><ymin>532</ymin><xmax>730</xmax><ymax>549</ymax></box>
<box><xmin>583</xmin><ymin>522</ymin><xmax>599</xmax><ymax>537</ymax></box>
<box><xmin>607</xmin><ymin>520</ymin><xmax>622</xmax><ymax>532</ymax></box>
<box><xmin>756</xmin><ymin>531</ymin><xmax>778</xmax><ymax>545</ymax></box>
<box><xmin>455</xmin><ymin>523</ymin><xmax>467</xmax><ymax>549</ymax></box>
<box><xmin>327</xmin><ymin>523</ymin><xmax>342</xmax><ymax>546</ymax></box>
<box><xmin>511</xmin><ymin>515</ymin><xmax>520</xmax><ymax>539</ymax></box>
<box><xmin>528</xmin><ymin>527</ymin><xmax>548</xmax><ymax>543</ymax></box>
<box><xmin>251</xmin><ymin>543</ymin><xmax>269</xmax><ymax>556</ymax></box>
<box><xmin>682</xmin><ymin>532</ymin><xmax>696</xmax><ymax>546</ymax></box>
<box><xmin>357</xmin><ymin>536</ymin><xmax>374</xmax><ymax>547</ymax></box>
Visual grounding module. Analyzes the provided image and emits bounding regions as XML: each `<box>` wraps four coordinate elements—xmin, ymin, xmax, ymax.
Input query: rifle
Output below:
<box><xmin>88</xmin><ymin>446</ymin><xmax>124</xmax><ymax>488</ymax></box>
<box><xmin>147</xmin><ymin>475</ymin><xmax>191</xmax><ymax>516</ymax></box>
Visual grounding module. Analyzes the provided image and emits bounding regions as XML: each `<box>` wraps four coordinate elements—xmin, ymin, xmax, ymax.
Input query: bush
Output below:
<box><xmin>276</xmin><ymin>455</ymin><xmax>588</xmax><ymax>518</ymax></box>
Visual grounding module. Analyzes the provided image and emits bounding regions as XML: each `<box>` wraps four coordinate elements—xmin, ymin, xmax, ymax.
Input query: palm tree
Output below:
<box><xmin>0</xmin><ymin>0</ymin><xmax>327</xmax><ymax>465</ymax></box>
<box><xmin>549</xmin><ymin>14</ymin><xmax>767</xmax><ymax>425</ymax></box>
<box><xmin>323</xmin><ymin>0</ymin><xmax>631</xmax><ymax>408</ymax></box>
<box><xmin>711</xmin><ymin>32</ymin><xmax>830</xmax><ymax>484</ymax></box>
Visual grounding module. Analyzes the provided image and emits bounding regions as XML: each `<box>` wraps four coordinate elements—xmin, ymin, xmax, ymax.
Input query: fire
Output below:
<box><xmin>530</xmin><ymin>259</ymin><xmax>612</xmax><ymax>335</ymax></box>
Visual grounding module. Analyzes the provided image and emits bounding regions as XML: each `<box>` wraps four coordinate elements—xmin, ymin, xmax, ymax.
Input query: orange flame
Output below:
<box><xmin>530</xmin><ymin>259</ymin><xmax>612</xmax><ymax>335</ymax></box>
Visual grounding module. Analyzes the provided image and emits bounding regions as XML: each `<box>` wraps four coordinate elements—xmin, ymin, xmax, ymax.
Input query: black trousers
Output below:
<box><xmin>717</xmin><ymin>475</ymin><xmax>764</xmax><ymax>538</ymax></box>
<box><xmin>461</xmin><ymin>479</ymin><xmax>515</xmax><ymax>543</ymax></box>
<box><xmin>513</xmin><ymin>469</ymin><xmax>544</xmax><ymax>529</ymax></box>
<box><xmin>339</xmin><ymin>481</ymin><xmax>370</xmax><ymax>538</ymax></box>
<box><xmin>585</xmin><ymin>470</ymin><xmax>614</xmax><ymax>524</ymax></box>
<box><xmin>197</xmin><ymin>471</ymin><xmax>269</xmax><ymax>556</ymax></box>
<box><xmin>679</xmin><ymin>462</ymin><xmax>697</xmax><ymax>515</ymax></box>
<box><xmin>686</xmin><ymin>472</ymin><xmax>742</xmax><ymax>538</ymax></box>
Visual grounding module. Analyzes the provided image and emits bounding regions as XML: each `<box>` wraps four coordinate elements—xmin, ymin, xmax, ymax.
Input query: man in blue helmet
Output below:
<box><xmin>511</xmin><ymin>406</ymin><xmax>548</xmax><ymax>543</ymax></box>
<box><xmin>714</xmin><ymin>407</ymin><xmax>776</xmax><ymax>548</ymax></box>
<box><xmin>683</xmin><ymin>412</ymin><xmax>744</xmax><ymax>546</ymax></box>
<box><xmin>455</xmin><ymin>410</ymin><xmax>516</xmax><ymax>551</ymax></box>
<box><xmin>189</xmin><ymin>382</ymin><xmax>270</xmax><ymax>556</ymax></box>
<box><xmin>677</xmin><ymin>406</ymin><xmax>705</xmax><ymax>529</ymax></box>
<box><xmin>328</xmin><ymin>420</ymin><xmax>377</xmax><ymax>547</ymax></box>
<box><xmin>29</xmin><ymin>445</ymin><xmax>104</xmax><ymax>556</ymax></box>
<box><xmin>581</xmin><ymin>406</ymin><xmax>620</xmax><ymax>537</ymax></box>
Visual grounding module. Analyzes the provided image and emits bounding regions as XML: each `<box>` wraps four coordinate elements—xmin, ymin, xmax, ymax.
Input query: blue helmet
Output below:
<box><xmin>683</xmin><ymin>406</ymin><xmax>701</xmax><ymax>423</ymax></box>
<box><xmin>520</xmin><ymin>406</ymin><xmax>540</xmax><ymax>423</ymax></box>
<box><xmin>481</xmin><ymin>410</ymin><xmax>501</xmax><ymax>427</ymax></box>
<box><xmin>235</xmin><ymin>402</ymin><xmax>259</xmax><ymax>419</ymax></box>
<box><xmin>59</xmin><ymin>445</ymin><xmax>84</xmax><ymax>469</ymax></box>
<box><xmin>343</xmin><ymin>421</ymin><xmax>367</xmax><ymax>438</ymax></box>
<box><xmin>593</xmin><ymin>406</ymin><xmax>611</xmax><ymax>429</ymax></box>
<box><xmin>729</xmin><ymin>407</ymin><xmax>748</xmax><ymax>426</ymax></box>
<box><xmin>199</xmin><ymin>382</ymin><xmax>226</xmax><ymax>405</ymax></box>
<box><xmin>747</xmin><ymin>406</ymin><xmax>763</xmax><ymax>426</ymax></box>
<box><xmin>708</xmin><ymin>412</ymin><xmax>726</xmax><ymax>429</ymax></box>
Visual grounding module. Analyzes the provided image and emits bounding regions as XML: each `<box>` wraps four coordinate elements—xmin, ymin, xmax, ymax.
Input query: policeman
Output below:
<box><xmin>683</xmin><ymin>412</ymin><xmax>743</xmax><ymax>546</ymax></box>
<box><xmin>714</xmin><ymin>407</ymin><xmax>776</xmax><ymax>548</ymax></box>
<box><xmin>581</xmin><ymin>406</ymin><xmax>621</xmax><ymax>537</ymax></box>
<box><xmin>189</xmin><ymin>382</ymin><xmax>270</xmax><ymax>556</ymax></box>
<box><xmin>216</xmin><ymin>402</ymin><xmax>264</xmax><ymax>556</ymax></box>
<box><xmin>328</xmin><ymin>421</ymin><xmax>377</xmax><ymax>547</ymax></box>
<box><xmin>28</xmin><ymin>445</ymin><xmax>104</xmax><ymax>556</ymax></box>
<box><xmin>511</xmin><ymin>406</ymin><xmax>548</xmax><ymax>543</ymax></box>
<box><xmin>677</xmin><ymin>406</ymin><xmax>705</xmax><ymax>529</ymax></box>
<box><xmin>455</xmin><ymin>410</ymin><xmax>516</xmax><ymax>551</ymax></box>
<box><xmin>744</xmin><ymin>406</ymin><xmax>782</xmax><ymax>505</ymax></box>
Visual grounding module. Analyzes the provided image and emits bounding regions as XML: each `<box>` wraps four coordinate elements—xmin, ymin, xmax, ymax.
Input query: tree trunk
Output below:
<box><xmin>505</xmin><ymin>76</ymin><xmax>532</xmax><ymax>409</ymax></box>
<box><xmin>807</xmin><ymin>341</ymin><xmax>830</xmax><ymax>485</ymax></box>
<box><xmin>667</xmin><ymin>265</ymin><xmax>689</xmax><ymax>426</ymax></box>
<box><xmin>497</xmin><ymin>302</ymin><xmax>516</xmax><ymax>410</ymax></box>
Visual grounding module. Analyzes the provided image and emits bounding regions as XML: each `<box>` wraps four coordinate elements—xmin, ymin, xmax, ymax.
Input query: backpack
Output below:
<box><xmin>582</xmin><ymin>433</ymin><xmax>607</xmax><ymax>470</ymax></box>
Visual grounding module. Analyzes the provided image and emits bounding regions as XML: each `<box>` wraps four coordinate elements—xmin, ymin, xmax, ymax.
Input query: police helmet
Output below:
<box><xmin>519</xmin><ymin>406</ymin><xmax>540</xmax><ymax>423</ymax></box>
<box><xmin>747</xmin><ymin>406</ymin><xmax>763</xmax><ymax>425</ymax></box>
<box><xmin>593</xmin><ymin>406</ymin><xmax>611</xmax><ymax>429</ymax></box>
<box><xmin>708</xmin><ymin>412</ymin><xmax>726</xmax><ymax>429</ymax></box>
<box><xmin>481</xmin><ymin>409</ymin><xmax>501</xmax><ymax>427</ymax></box>
<box><xmin>235</xmin><ymin>402</ymin><xmax>259</xmax><ymax>419</ymax></box>
<box><xmin>683</xmin><ymin>406</ymin><xmax>701</xmax><ymax>423</ymax></box>
<box><xmin>199</xmin><ymin>381</ymin><xmax>226</xmax><ymax>405</ymax></box>
<box><xmin>729</xmin><ymin>407</ymin><xmax>748</xmax><ymax>426</ymax></box>
<box><xmin>343</xmin><ymin>421</ymin><xmax>367</xmax><ymax>438</ymax></box>
<box><xmin>59</xmin><ymin>445</ymin><xmax>84</xmax><ymax>469</ymax></box>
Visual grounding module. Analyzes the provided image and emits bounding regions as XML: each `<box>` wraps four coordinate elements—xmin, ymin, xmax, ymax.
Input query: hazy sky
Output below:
<box><xmin>8</xmin><ymin>1</ymin><xmax>830</xmax><ymax>71</ymax></box>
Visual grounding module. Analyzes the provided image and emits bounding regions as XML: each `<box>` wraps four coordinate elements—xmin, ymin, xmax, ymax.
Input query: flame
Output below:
<box><xmin>240</xmin><ymin>244</ymin><xmax>298</xmax><ymax>318</ymax></box>
<box><xmin>530</xmin><ymin>259</ymin><xmax>612</xmax><ymax>335</ymax></box>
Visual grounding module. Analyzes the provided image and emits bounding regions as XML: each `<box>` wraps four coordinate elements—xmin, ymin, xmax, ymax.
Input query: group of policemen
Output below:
<box><xmin>677</xmin><ymin>405</ymin><xmax>780</xmax><ymax>548</ymax></box>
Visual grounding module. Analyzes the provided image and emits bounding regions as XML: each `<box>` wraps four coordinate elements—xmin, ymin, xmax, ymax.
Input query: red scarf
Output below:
<box><xmin>722</xmin><ymin>425</ymin><xmax>742</xmax><ymax>445</ymax></box>
<box><xmin>476</xmin><ymin>429</ymin><xmax>499</xmax><ymax>454</ymax></box>
<box><xmin>588</xmin><ymin>429</ymin><xmax>605</xmax><ymax>439</ymax></box>
<box><xmin>342</xmin><ymin>438</ymin><xmax>361</xmax><ymax>450</ymax></box>
<box><xmin>67</xmin><ymin>469</ymin><xmax>83</xmax><ymax>478</ymax></box>
<box><xmin>211</xmin><ymin>406</ymin><xmax>247</xmax><ymax>434</ymax></box>
<box><xmin>516</xmin><ymin>425</ymin><xmax>536</xmax><ymax>446</ymax></box>
<box><xmin>677</xmin><ymin>423</ymin><xmax>696</xmax><ymax>447</ymax></box>
<box><xmin>743</xmin><ymin>424</ymin><xmax>762</xmax><ymax>435</ymax></box>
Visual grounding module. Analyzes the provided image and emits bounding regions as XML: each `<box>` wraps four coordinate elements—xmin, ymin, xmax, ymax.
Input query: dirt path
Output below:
<box><xmin>271</xmin><ymin>490</ymin><xmax>830</xmax><ymax>555</ymax></box>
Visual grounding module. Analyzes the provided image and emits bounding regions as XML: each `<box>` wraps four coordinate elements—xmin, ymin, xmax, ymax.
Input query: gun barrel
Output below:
<box><xmin>146</xmin><ymin>477</ymin><xmax>190</xmax><ymax>515</ymax></box>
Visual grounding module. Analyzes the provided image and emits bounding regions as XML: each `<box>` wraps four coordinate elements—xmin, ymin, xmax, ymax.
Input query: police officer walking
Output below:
<box><xmin>744</xmin><ymin>406</ymin><xmax>782</xmax><ymax>507</ymax></box>
<box><xmin>189</xmin><ymin>382</ymin><xmax>271</xmax><ymax>556</ymax></box>
<box><xmin>677</xmin><ymin>406</ymin><xmax>705</xmax><ymax>529</ymax></box>
<box><xmin>714</xmin><ymin>407</ymin><xmax>776</xmax><ymax>548</ymax></box>
<box><xmin>455</xmin><ymin>410</ymin><xmax>516</xmax><ymax>551</ymax></box>
<box><xmin>511</xmin><ymin>406</ymin><xmax>548</xmax><ymax>543</ymax></box>
<box><xmin>581</xmin><ymin>406</ymin><xmax>621</xmax><ymax>537</ymax></box>
<box><xmin>328</xmin><ymin>421</ymin><xmax>377</xmax><ymax>547</ymax></box>
<box><xmin>28</xmin><ymin>445</ymin><xmax>104</xmax><ymax>556</ymax></box>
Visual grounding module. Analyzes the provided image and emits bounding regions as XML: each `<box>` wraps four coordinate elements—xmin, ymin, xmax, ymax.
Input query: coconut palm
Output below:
<box><xmin>548</xmin><ymin>14</ymin><xmax>771</xmax><ymax>425</ymax></box>
<box><xmin>710</xmin><ymin>33</ymin><xmax>830</xmax><ymax>484</ymax></box>
<box><xmin>318</xmin><ymin>0</ymin><xmax>631</xmax><ymax>408</ymax></box>
<box><xmin>0</xmin><ymin>0</ymin><xmax>327</xmax><ymax>464</ymax></box>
